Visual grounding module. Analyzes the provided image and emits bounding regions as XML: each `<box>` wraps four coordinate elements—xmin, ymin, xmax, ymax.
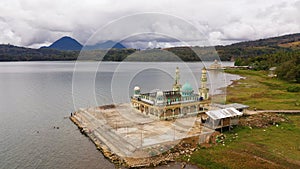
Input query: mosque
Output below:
<box><xmin>130</xmin><ymin>67</ymin><xmax>210</xmax><ymax>120</ymax></box>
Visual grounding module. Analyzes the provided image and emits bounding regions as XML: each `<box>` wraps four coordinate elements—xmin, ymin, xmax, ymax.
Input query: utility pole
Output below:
<box><xmin>140</xmin><ymin>124</ymin><xmax>143</xmax><ymax>147</ymax></box>
<box><xmin>173</xmin><ymin>123</ymin><xmax>176</xmax><ymax>140</ymax></box>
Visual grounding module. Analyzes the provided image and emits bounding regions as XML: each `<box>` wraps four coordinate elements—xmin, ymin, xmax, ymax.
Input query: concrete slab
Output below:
<box><xmin>73</xmin><ymin>103</ymin><xmax>215</xmax><ymax>158</ymax></box>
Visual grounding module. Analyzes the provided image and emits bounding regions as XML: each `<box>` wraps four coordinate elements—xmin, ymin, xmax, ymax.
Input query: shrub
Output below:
<box><xmin>287</xmin><ymin>86</ymin><xmax>300</xmax><ymax>92</ymax></box>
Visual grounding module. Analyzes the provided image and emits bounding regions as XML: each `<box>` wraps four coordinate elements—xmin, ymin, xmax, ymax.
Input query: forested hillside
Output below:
<box><xmin>1</xmin><ymin>33</ymin><xmax>300</xmax><ymax>62</ymax></box>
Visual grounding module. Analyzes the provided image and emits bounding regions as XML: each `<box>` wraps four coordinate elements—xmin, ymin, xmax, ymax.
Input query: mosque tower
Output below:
<box><xmin>172</xmin><ymin>67</ymin><xmax>182</xmax><ymax>92</ymax></box>
<box><xmin>199</xmin><ymin>67</ymin><xmax>209</xmax><ymax>100</ymax></box>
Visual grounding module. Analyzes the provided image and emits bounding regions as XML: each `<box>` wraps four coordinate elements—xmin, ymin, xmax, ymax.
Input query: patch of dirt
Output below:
<box><xmin>239</xmin><ymin>113</ymin><xmax>289</xmax><ymax>128</ymax></box>
<box><xmin>99</xmin><ymin>104</ymin><xmax>116</xmax><ymax>110</ymax></box>
<box><xmin>251</xmin><ymin>92</ymin><xmax>266</xmax><ymax>98</ymax></box>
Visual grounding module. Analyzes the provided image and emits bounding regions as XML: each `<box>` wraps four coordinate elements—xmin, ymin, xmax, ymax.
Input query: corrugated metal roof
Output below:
<box><xmin>205</xmin><ymin>107</ymin><xmax>243</xmax><ymax>120</ymax></box>
<box><xmin>212</xmin><ymin>103</ymin><xmax>249</xmax><ymax>110</ymax></box>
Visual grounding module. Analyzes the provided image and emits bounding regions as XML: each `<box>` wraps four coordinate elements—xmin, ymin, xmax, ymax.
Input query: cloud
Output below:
<box><xmin>0</xmin><ymin>0</ymin><xmax>299</xmax><ymax>48</ymax></box>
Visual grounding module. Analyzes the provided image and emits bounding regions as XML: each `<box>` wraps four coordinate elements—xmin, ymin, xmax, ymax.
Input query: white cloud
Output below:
<box><xmin>0</xmin><ymin>0</ymin><xmax>299</xmax><ymax>48</ymax></box>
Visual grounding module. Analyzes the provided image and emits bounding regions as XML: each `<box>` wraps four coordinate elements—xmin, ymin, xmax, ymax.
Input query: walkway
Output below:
<box><xmin>244</xmin><ymin>109</ymin><xmax>300</xmax><ymax>115</ymax></box>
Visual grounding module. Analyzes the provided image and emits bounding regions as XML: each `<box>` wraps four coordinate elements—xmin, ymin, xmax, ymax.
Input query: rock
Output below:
<box><xmin>181</xmin><ymin>162</ymin><xmax>186</xmax><ymax>168</ymax></box>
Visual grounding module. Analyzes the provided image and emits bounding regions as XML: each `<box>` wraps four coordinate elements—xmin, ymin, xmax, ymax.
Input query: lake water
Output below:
<box><xmin>0</xmin><ymin>61</ymin><xmax>239</xmax><ymax>169</ymax></box>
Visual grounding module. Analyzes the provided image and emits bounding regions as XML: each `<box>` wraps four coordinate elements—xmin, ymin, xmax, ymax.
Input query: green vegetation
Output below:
<box><xmin>234</xmin><ymin>50</ymin><xmax>300</xmax><ymax>83</ymax></box>
<box><xmin>0</xmin><ymin>45</ymin><xmax>221</xmax><ymax>62</ymax></box>
<box><xmin>165</xmin><ymin>47</ymin><xmax>220</xmax><ymax>61</ymax></box>
<box><xmin>228</xmin><ymin>33</ymin><xmax>300</xmax><ymax>83</ymax></box>
<box><xmin>183</xmin><ymin>68</ymin><xmax>300</xmax><ymax>168</ymax></box>
<box><xmin>287</xmin><ymin>86</ymin><xmax>300</xmax><ymax>92</ymax></box>
<box><xmin>217</xmin><ymin>33</ymin><xmax>300</xmax><ymax>61</ymax></box>
<box><xmin>0</xmin><ymin>45</ymin><xmax>138</xmax><ymax>61</ymax></box>
<box><xmin>186</xmin><ymin>115</ymin><xmax>300</xmax><ymax>169</ymax></box>
<box><xmin>0</xmin><ymin>45</ymin><xmax>80</xmax><ymax>61</ymax></box>
<box><xmin>225</xmin><ymin>69</ymin><xmax>300</xmax><ymax>110</ymax></box>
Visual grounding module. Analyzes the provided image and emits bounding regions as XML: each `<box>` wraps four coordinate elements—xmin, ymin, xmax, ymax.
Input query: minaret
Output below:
<box><xmin>172</xmin><ymin>67</ymin><xmax>182</xmax><ymax>92</ymax></box>
<box><xmin>199</xmin><ymin>67</ymin><xmax>209</xmax><ymax>100</ymax></box>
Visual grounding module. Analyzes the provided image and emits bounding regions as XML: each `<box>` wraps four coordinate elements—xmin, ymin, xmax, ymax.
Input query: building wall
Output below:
<box><xmin>205</xmin><ymin>117</ymin><xmax>240</xmax><ymax>129</ymax></box>
<box><xmin>131</xmin><ymin>98</ymin><xmax>210</xmax><ymax>120</ymax></box>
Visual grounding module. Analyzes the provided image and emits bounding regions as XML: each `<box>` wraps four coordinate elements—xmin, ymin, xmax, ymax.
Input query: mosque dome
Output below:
<box><xmin>134</xmin><ymin>86</ymin><xmax>140</xmax><ymax>90</ymax></box>
<box><xmin>182</xmin><ymin>83</ymin><xmax>193</xmax><ymax>91</ymax></box>
<box><xmin>133</xmin><ymin>86</ymin><xmax>141</xmax><ymax>97</ymax></box>
<box><xmin>181</xmin><ymin>82</ymin><xmax>193</xmax><ymax>97</ymax></box>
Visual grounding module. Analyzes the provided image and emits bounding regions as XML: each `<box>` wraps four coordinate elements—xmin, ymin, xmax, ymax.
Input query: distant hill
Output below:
<box><xmin>230</xmin><ymin>33</ymin><xmax>300</xmax><ymax>48</ymax></box>
<box><xmin>1</xmin><ymin>33</ymin><xmax>300</xmax><ymax>62</ymax></box>
<box><xmin>231</xmin><ymin>33</ymin><xmax>300</xmax><ymax>83</ymax></box>
<box><xmin>42</xmin><ymin>36</ymin><xmax>83</xmax><ymax>51</ymax></box>
<box><xmin>214</xmin><ymin>33</ymin><xmax>300</xmax><ymax>60</ymax></box>
<box><xmin>85</xmin><ymin>40</ymin><xmax>126</xmax><ymax>50</ymax></box>
<box><xmin>0</xmin><ymin>44</ymin><xmax>79</xmax><ymax>61</ymax></box>
<box><xmin>0</xmin><ymin>44</ymin><xmax>135</xmax><ymax>61</ymax></box>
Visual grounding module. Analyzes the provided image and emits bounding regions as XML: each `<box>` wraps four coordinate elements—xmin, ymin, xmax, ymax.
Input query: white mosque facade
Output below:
<box><xmin>130</xmin><ymin>67</ymin><xmax>210</xmax><ymax>120</ymax></box>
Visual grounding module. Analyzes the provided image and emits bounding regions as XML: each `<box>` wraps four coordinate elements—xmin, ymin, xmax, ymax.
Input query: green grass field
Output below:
<box><xmin>184</xmin><ymin>115</ymin><xmax>300</xmax><ymax>169</ymax></box>
<box><xmin>181</xmin><ymin>69</ymin><xmax>300</xmax><ymax>169</ymax></box>
<box><xmin>225</xmin><ymin>69</ymin><xmax>300</xmax><ymax>110</ymax></box>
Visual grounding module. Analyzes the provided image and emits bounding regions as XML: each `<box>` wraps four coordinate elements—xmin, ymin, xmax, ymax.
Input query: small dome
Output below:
<box><xmin>134</xmin><ymin>86</ymin><xmax>140</xmax><ymax>90</ymax></box>
<box><xmin>182</xmin><ymin>82</ymin><xmax>193</xmax><ymax>91</ymax></box>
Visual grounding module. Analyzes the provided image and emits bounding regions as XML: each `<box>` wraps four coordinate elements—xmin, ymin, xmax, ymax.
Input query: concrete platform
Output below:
<box><xmin>71</xmin><ymin>103</ymin><xmax>214</xmax><ymax>166</ymax></box>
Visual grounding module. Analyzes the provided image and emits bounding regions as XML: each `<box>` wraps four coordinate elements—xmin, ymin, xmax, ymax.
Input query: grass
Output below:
<box><xmin>180</xmin><ymin>69</ymin><xmax>300</xmax><ymax>168</ymax></box>
<box><xmin>185</xmin><ymin>115</ymin><xmax>300</xmax><ymax>169</ymax></box>
<box><xmin>224</xmin><ymin>69</ymin><xmax>300</xmax><ymax>110</ymax></box>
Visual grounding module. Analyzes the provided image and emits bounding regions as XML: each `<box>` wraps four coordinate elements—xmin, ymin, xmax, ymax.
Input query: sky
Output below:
<box><xmin>1</xmin><ymin>0</ymin><xmax>300</xmax><ymax>48</ymax></box>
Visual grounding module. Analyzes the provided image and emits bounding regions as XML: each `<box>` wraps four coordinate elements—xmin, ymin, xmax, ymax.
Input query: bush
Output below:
<box><xmin>287</xmin><ymin>86</ymin><xmax>300</xmax><ymax>92</ymax></box>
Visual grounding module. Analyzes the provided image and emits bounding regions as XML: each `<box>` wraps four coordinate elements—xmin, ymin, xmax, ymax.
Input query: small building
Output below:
<box><xmin>131</xmin><ymin>67</ymin><xmax>210</xmax><ymax>120</ymax></box>
<box><xmin>208</xmin><ymin>60</ymin><xmax>224</xmax><ymax>70</ymax></box>
<box><xmin>204</xmin><ymin>107</ymin><xmax>243</xmax><ymax>130</ymax></box>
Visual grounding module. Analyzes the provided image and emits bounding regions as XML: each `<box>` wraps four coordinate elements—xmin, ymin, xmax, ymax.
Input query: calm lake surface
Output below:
<box><xmin>0</xmin><ymin>61</ymin><xmax>239</xmax><ymax>169</ymax></box>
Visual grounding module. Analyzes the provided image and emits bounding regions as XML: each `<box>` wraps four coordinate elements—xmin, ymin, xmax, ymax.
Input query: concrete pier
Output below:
<box><xmin>70</xmin><ymin>103</ymin><xmax>214</xmax><ymax>167</ymax></box>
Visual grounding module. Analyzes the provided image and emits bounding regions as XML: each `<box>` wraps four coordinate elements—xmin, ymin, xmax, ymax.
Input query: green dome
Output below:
<box><xmin>182</xmin><ymin>82</ymin><xmax>193</xmax><ymax>91</ymax></box>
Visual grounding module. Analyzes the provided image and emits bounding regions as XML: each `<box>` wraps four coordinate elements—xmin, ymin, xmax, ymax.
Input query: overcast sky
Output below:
<box><xmin>1</xmin><ymin>0</ymin><xmax>300</xmax><ymax>48</ymax></box>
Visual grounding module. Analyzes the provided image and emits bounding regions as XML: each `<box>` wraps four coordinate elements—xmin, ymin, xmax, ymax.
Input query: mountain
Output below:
<box><xmin>1</xmin><ymin>32</ymin><xmax>300</xmax><ymax>62</ymax></box>
<box><xmin>42</xmin><ymin>36</ymin><xmax>83</xmax><ymax>51</ymax></box>
<box><xmin>42</xmin><ymin>37</ymin><xmax>126</xmax><ymax>51</ymax></box>
<box><xmin>85</xmin><ymin>40</ymin><xmax>126</xmax><ymax>50</ymax></box>
<box><xmin>229</xmin><ymin>33</ymin><xmax>300</xmax><ymax>48</ymax></box>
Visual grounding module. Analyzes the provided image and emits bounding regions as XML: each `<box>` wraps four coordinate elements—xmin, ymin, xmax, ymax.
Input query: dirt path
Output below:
<box><xmin>244</xmin><ymin>109</ymin><xmax>300</xmax><ymax>115</ymax></box>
